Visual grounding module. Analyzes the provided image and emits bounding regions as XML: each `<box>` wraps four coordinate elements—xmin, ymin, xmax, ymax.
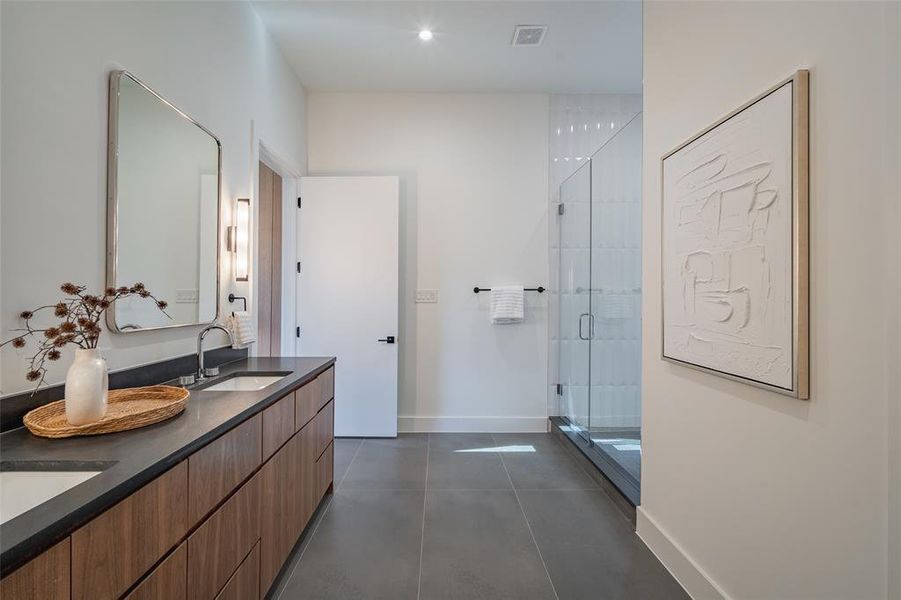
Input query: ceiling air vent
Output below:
<box><xmin>511</xmin><ymin>25</ymin><xmax>547</xmax><ymax>47</ymax></box>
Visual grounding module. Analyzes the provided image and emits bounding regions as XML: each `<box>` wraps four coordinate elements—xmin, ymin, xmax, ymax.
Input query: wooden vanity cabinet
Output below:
<box><xmin>313</xmin><ymin>400</ymin><xmax>335</xmax><ymax>459</ymax></box>
<box><xmin>294</xmin><ymin>376</ymin><xmax>320</xmax><ymax>431</ymax></box>
<box><xmin>0</xmin><ymin>538</ymin><xmax>70</xmax><ymax>600</ymax></box>
<box><xmin>188</xmin><ymin>414</ymin><xmax>262</xmax><ymax>526</ymax></box>
<box><xmin>260</xmin><ymin>374</ymin><xmax>336</xmax><ymax>598</ymax></box>
<box><xmin>215</xmin><ymin>542</ymin><xmax>260</xmax><ymax>600</ymax></box>
<box><xmin>71</xmin><ymin>461</ymin><xmax>189</xmax><ymax>600</ymax></box>
<box><xmin>1</xmin><ymin>366</ymin><xmax>335</xmax><ymax>600</ymax></box>
<box><xmin>318</xmin><ymin>367</ymin><xmax>335</xmax><ymax>411</ymax></box>
<box><xmin>262</xmin><ymin>393</ymin><xmax>295</xmax><ymax>461</ymax></box>
<box><xmin>259</xmin><ymin>433</ymin><xmax>300</xmax><ymax>593</ymax></box>
<box><xmin>124</xmin><ymin>543</ymin><xmax>187</xmax><ymax>600</ymax></box>
<box><xmin>187</xmin><ymin>471</ymin><xmax>261</xmax><ymax>600</ymax></box>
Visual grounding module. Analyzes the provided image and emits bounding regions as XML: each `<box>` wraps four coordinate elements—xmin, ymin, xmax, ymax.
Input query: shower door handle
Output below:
<box><xmin>578</xmin><ymin>313</ymin><xmax>590</xmax><ymax>340</ymax></box>
<box><xmin>578</xmin><ymin>313</ymin><xmax>595</xmax><ymax>340</ymax></box>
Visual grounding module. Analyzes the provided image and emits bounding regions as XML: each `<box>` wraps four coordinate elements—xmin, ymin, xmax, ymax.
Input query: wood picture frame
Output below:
<box><xmin>661</xmin><ymin>70</ymin><xmax>809</xmax><ymax>399</ymax></box>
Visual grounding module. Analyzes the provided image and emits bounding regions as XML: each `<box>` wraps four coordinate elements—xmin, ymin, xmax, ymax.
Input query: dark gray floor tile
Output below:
<box><xmin>426</xmin><ymin>451</ymin><xmax>512</xmax><ymax>491</ymax></box>
<box><xmin>279</xmin><ymin>490</ymin><xmax>424</xmax><ymax>600</ymax></box>
<box><xmin>419</xmin><ymin>491</ymin><xmax>556</xmax><ymax>600</ymax></box>
<box><xmin>333</xmin><ymin>438</ymin><xmax>363</xmax><ymax>483</ymax></box>
<box><xmin>537</xmin><ymin>542</ymin><xmax>689</xmax><ymax>600</ymax></box>
<box><xmin>490</xmin><ymin>432</ymin><xmax>569</xmax><ymax>454</ymax></box>
<box><xmin>428</xmin><ymin>433</ymin><xmax>497</xmax><ymax>452</ymax></box>
<box><xmin>501</xmin><ymin>449</ymin><xmax>599</xmax><ymax>491</ymax></box>
<box><xmin>517</xmin><ymin>489</ymin><xmax>632</xmax><ymax>545</ymax></box>
<box><xmin>365</xmin><ymin>433</ymin><xmax>429</xmax><ymax>450</ymax></box>
<box><xmin>340</xmin><ymin>435</ymin><xmax>428</xmax><ymax>490</ymax></box>
<box><xmin>517</xmin><ymin>490</ymin><xmax>687</xmax><ymax>600</ymax></box>
<box><xmin>427</xmin><ymin>434</ymin><xmax>511</xmax><ymax>490</ymax></box>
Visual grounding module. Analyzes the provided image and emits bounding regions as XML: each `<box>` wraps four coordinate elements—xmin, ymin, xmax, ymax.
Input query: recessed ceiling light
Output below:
<box><xmin>418</xmin><ymin>29</ymin><xmax>433</xmax><ymax>41</ymax></box>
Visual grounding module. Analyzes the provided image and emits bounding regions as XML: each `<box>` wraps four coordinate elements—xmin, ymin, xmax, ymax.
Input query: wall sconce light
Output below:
<box><xmin>230</xmin><ymin>197</ymin><xmax>250</xmax><ymax>282</ymax></box>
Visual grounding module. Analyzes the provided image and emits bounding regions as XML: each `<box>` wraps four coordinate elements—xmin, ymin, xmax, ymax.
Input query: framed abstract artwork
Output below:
<box><xmin>661</xmin><ymin>70</ymin><xmax>809</xmax><ymax>399</ymax></box>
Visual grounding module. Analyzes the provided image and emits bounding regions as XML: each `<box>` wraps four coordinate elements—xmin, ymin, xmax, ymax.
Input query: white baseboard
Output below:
<box><xmin>397</xmin><ymin>415</ymin><xmax>548</xmax><ymax>433</ymax></box>
<box><xmin>636</xmin><ymin>507</ymin><xmax>728</xmax><ymax>600</ymax></box>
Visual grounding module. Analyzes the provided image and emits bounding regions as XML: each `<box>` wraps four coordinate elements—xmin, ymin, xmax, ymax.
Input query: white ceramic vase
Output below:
<box><xmin>65</xmin><ymin>348</ymin><xmax>109</xmax><ymax>425</ymax></box>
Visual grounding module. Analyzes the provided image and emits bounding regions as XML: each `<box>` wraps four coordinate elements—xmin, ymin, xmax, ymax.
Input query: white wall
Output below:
<box><xmin>307</xmin><ymin>93</ymin><xmax>549</xmax><ymax>432</ymax></box>
<box><xmin>640</xmin><ymin>2</ymin><xmax>900</xmax><ymax>599</ymax></box>
<box><xmin>0</xmin><ymin>1</ymin><xmax>306</xmax><ymax>393</ymax></box>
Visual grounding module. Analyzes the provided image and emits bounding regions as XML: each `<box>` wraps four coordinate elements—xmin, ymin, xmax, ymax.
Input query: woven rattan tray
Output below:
<box><xmin>23</xmin><ymin>385</ymin><xmax>190</xmax><ymax>439</ymax></box>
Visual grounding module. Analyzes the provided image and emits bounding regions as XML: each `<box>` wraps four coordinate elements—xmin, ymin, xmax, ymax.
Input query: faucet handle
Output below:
<box><xmin>203</xmin><ymin>366</ymin><xmax>220</xmax><ymax>377</ymax></box>
<box><xmin>178</xmin><ymin>374</ymin><xmax>196</xmax><ymax>387</ymax></box>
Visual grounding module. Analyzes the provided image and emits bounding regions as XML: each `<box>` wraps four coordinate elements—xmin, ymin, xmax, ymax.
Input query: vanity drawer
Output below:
<box><xmin>316</xmin><ymin>441</ymin><xmax>334</xmax><ymax>500</ymax></box>
<box><xmin>124</xmin><ymin>543</ymin><xmax>186</xmax><ymax>600</ymax></box>
<box><xmin>188</xmin><ymin>414</ymin><xmax>262</xmax><ymax>525</ymax></box>
<box><xmin>294</xmin><ymin>377</ymin><xmax>321</xmax><ymax>431</ymax></box>
<box><xmin>295</xmin><ymin>424</ymin><xmax>318</xmax><ymax>537</ymax></box>
<box><xmin>318</xmin><ymin>367</ymin><xmax>335</xmax><ymax>411</ymax></box>
<box><xmin>260</xmin><ymin>435</ymin><xmax>299</xmax><ymax>594</ymax></box>
<box><xmin>314</xmin><ymin>400</ymin><xmax>334</xmax><ymax>459</ymax></box>
<box><xmin>71</xmin><ymin>461</ymin><xmax>188</xmax><ymax>600</ymax></box>
<box><xmin>187</xmin><ymin>471</ymin><xmax>261</xmax><ymax>600</ymax></box>
<box><xmin>262</xmin><ymin>392</ymin><xmax>295</xmax><ymax>461</ymax></box>
<box><xmin>215</xmin><ymin>541</ymin><xmax>259</xmax><ymax>600</ymax></box>
<box><xmin>0</xmin><ymin>538</ymin><xmax>70</xmax><ymax>600</ymax></box>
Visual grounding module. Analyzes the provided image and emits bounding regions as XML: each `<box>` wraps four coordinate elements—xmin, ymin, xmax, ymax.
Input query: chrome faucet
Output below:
<box><xmin>197</xmin><ymin>323</ymin><xmax>236</xmax><ymax>380</ymax></box>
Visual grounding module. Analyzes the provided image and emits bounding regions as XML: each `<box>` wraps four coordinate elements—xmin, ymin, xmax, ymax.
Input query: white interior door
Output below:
<box><xmin>297</xmin><ymin>176</ymin><xmax>399</xmax><ymax>437</ymax></box>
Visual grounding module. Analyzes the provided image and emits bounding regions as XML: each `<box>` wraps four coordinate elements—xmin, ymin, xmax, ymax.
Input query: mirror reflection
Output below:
<box><xmin>108</xmin><ymin>71</ymin><xmax>220</xmax><ymax>332</ymax></box>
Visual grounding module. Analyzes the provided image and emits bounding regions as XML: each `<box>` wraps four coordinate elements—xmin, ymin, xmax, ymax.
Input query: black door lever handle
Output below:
<box><xmin>377</xmin><ymin>336</ymin><xmax>396</xmax><ymax>344</ymax></box>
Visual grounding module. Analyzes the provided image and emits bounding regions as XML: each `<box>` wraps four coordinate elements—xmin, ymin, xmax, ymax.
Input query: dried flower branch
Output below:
<box><xmin>0</xmin><ymin>282</ymin><xmax>171</xmax><ymax>392</ymax></box>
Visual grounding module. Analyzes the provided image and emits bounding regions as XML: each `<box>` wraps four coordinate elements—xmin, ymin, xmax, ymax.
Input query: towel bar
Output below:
<box><xmin>473</xmin><ymin>286</ymin><xmax>545</xmax><ymax>294</ymax></box>
<box><xmin>227</xmin><ymin>293</ymin><xmax>247</xmax><ymax>313</ymax></box>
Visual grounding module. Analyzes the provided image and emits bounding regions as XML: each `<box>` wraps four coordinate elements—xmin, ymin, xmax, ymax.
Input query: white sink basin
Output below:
<box><xmin>202</xmin><ymin>375</ymin><xmax>286</xmax><ymax>392</ymax></box>
<box><xmin>0</xmin><ymin>471</ymin><xmax>101</xmax><ymax>524</ymax></box>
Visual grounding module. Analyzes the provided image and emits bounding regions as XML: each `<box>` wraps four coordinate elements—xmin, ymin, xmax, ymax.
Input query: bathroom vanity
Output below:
<box><xmin>0</xmin><ymin>357</ymin><xmax>335</xmax><ymax>600</ymax></box>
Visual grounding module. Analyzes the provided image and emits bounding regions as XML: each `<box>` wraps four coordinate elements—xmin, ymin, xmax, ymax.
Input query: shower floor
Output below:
<box><xmin>554</xmin><ymin>418</ymin><xmax>641</xmax><ymax>505</ymax></box>
<box><xmin>588</xmin><ymin>427</ymin><xmax>641</xmax><ymax>484</ymax></box>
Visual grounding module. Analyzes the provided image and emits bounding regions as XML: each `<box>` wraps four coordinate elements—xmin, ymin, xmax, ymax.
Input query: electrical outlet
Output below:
<box><xmin>176</xmin><ymin>289</ymin><xmax>199</xmax><ymax>303</ymax></box>
<box><xmin>415</xmin><ymin>289</ymin><xmax>439</xmax><ymax>303</ymax></box>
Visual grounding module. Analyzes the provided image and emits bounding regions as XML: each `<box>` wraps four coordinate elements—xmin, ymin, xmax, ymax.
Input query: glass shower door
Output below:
<box><xmin>556</xmin><ymin>115</ymin><xmax>643</xmax><ymax>505</ymax></box>
<box><xmin>558</xmin><ymin>161</ymin><xmax>592</xmax><ymax>442</ymax></box>
<box><xmin>588</xmin><ymin>114</ymin><xmax>643</xmax><ymax>500</ymax></box>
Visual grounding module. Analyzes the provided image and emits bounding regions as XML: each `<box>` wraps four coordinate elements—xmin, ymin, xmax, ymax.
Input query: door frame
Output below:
<box><xmin>249</xmin><ymin>132</ymin><xmax>303</xmax><ymax>357</ymax></box>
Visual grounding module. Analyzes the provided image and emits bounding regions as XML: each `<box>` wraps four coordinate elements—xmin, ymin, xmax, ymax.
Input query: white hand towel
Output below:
<box><xmin>228</xmin><ymin>311</ymin><xmax>256</xmax><ymax>348</ymax></box>
<box><xmin>489</xmin><ymin>286</ymin><xmax>524</xmax><ymax>325</ymax></box>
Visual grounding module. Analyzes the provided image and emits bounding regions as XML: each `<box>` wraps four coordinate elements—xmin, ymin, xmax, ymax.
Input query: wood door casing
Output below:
<box><xmin>258</xmin><ymin>163</ymin><xmax>272</xmax><ymax>356</ymax></box>
<box><xmin>258</xmin><ymin>161</ymin><xmax>282</xmax><ymax>357</ymax></box>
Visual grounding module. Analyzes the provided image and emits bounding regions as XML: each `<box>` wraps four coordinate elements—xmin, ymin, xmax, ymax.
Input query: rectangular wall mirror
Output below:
<box><xmin>107</xmin><ymin>70</ymin><xmax>221</xmax><ymax>332</ymax></box>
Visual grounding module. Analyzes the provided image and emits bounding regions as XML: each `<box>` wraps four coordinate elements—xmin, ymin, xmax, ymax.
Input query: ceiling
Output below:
<box><xmin>251</xmin><ymin>1</ymin><xmax>642</xmax><ymax>94</ymax></box>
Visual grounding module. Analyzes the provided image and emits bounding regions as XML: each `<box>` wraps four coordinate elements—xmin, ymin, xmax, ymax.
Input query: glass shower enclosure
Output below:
<box><xmin>558</xmin><ymin>114</ymin><xmax>642</xmax><ymax>504</ymax></box>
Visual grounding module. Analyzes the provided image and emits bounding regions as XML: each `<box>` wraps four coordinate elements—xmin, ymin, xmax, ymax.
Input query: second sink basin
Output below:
<box><xmin>201</xmin><ymin>372</ymin><xmax>289</xmax><ymax>392</ymax></box>
<box><xmin>0</xmin><ymin>461</ymin><xmax>114</xmax><ymax>524</ymax></box>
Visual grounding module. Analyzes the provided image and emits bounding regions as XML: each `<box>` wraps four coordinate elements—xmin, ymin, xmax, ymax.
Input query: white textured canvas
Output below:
<box><xmin>662</xmin><ymin>82</ymin><xmax>794</xmax><ymax>390</ymax></box>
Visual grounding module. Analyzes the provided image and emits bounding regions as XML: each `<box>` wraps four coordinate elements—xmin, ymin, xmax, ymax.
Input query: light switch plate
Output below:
<box><xmin>415</xmin><ymin>289</ymin><xmax>439</xmax><ymax>303</ymax></box>
<box><xmin>175</xmin><ymin>289</ymin><xmax>199</xmax><ymax>303</ymax></box>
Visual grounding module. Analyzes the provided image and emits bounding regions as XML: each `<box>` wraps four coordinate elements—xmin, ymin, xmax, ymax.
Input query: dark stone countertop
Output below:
<box><xmin>0</xmin><ymin>356</ymin><xmax>335</xmax><ymax>577</ymax></box>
